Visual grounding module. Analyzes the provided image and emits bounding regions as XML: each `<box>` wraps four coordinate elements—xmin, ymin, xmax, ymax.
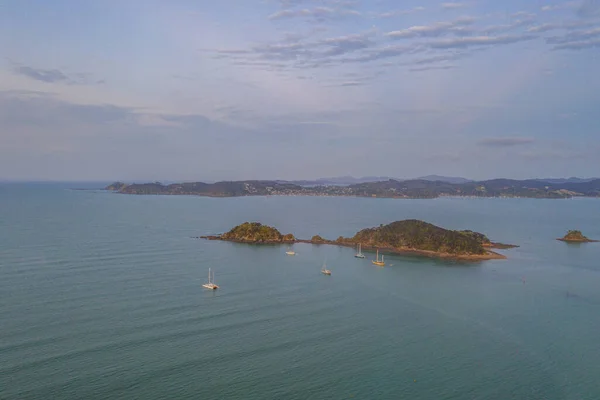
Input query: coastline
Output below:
<box><xmin>106</xmin><ymin>190</ymin><xmax>600</xmax><ymax>200</ymax></box>
<box><xmin>199</xmin><ymin>235</ymin><xmax>507</xmax><ymax>261</ymax></box>
<box><xmin>557</xmin><ymin>238</ymin><xmax>599</xmax><ymax>243</ymax></box>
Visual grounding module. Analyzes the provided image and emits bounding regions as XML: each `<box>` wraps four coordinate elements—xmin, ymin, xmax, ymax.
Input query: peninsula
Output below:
<box><xmin>557</xmin><ymin>230</ymin><xmax>598</xmax><ymax>243</ymax></box>
<box><xmin>105</xmin><ymin>178</ymin><xmax>600</xmax><ymax>199</ymax></box>
<box><xmin>200</xmin><ymin>220</ymin><xmax>515</xmax><ymax>261</ymax></box>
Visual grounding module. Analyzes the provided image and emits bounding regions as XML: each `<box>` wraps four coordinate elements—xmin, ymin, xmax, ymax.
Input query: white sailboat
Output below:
<box><xmin>202</xmin><ymin>268</ymin><xmax>219</xmax><ymax>290</ymax></box>
<box><xmin>354</xmin><ymin>243</ymin><xmax>365</xmax><ymax>258</ymax></box>
<box><xmin>285</xmin><ymin>246</ymin><xmax>296</xmax><ymax>256</ymax></box>
<box><xmin>372</xmin><ymin>249</ymin><xmax>385</xmax><ymax>266</ymax></box>
<box><xmin>321</xmin><ymin>261</ymin><xmax>331</xmax><ymax>275</ymax></box>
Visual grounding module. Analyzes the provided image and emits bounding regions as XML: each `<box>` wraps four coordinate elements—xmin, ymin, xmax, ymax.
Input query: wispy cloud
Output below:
<box><xmin>268</xmin><ymin>6</ymin><xmax>360</xmax><ymax>21</ymax></box>
<box><xmin>410</xmin><ymin>65</ymin><xmax>456</xmax><ymax>72</ymax></box>
<box><xmin>428</xmin><ymin>34</ymin><xmax>537</xmax><ymax>49</ymax></box>
<box><xmin>11</xmin><ymin>64</ymin><xmax>102</xmax><ymax>85</ymax></box>
<box><xmin>478</xmin><ymin>137</ymin><xmax>535</xmax><ymax>147</ymax></box>
<box><xmin>512</xmin><ymin>11</ymin><xmax>537</xmax><ymax>19</ymax></box>
<box><xmin>13</xmin><ymin>66</ymin><xmax>68</xmax><ymax>83</ymax></box>
<box><xmin>528</xmin><ymin>19</ymin><xmax>600</xmax><ymax>33</ymax></box>
<box><xmin>387</xmin><ymin>16</ymin><xmax>477</xmax><ymax>39</ymax></box>
<box><xmin>541</xmin><ymin>1</ymin><xmax>580</xmax><ymax>12</ymax></box>
<box><xmin>552</xmin><ymin>38</ymin><xmax>600</xmax><ymax>49</ymax></box>
<box><xmin>375</xmin><ymin>7</ymin><xmax>426</xmax><ymax>18</ymax></box>
<box><xmin>441</xmin><ymin>2</ymin><xmax>469</xmax><ymax>10</ymax></box>
<box><xmin>547</xmin><ymin>27</ymin><xmax>600</xmax><ymax>44</ymax></box>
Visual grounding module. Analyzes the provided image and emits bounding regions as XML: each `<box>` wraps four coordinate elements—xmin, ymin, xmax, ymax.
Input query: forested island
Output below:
<box><xmin>558</xmin><ymin>230</ymin><xmax>598</xmax><ymax>243</ymax></box>
<box><xmin>106</xmin><ymin>178</ymin><xmax>600</xmax><ymax>199</ymax></box>
<box><xmin>200</xmin><ymin>220</ymin><xmax>515</xmax><ymax>261</ymax></box>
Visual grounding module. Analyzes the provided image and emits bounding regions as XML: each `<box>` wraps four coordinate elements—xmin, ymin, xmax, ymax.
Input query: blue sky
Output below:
<box><xmin>1</xmin><ymin>0</ymin><xmax>599</xmax><ymax>181</ymax></box>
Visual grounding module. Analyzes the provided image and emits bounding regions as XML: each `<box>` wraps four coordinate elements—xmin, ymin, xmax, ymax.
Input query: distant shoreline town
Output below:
<box><xmin>105</xmin><ymin>176</ymin><xmax>600</xmax><ymax>199</ymax></box>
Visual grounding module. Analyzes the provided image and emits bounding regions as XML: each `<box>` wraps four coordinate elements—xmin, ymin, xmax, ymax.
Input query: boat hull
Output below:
<box><xmin>202</xmin><ymin>284</ymin><xmax>219</xmax><ymax>290</ymax></box>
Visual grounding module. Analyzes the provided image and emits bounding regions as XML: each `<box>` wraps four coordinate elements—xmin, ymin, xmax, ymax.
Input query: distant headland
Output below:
<box><xmin>557</xmin><ymin>230</ymin><xmax>598</xmax><ymax>243</ymax></box>
<box><xmin>199</xmin><ymin>220</ymin><xmax>517</xmax><ymax>261</ymax></box>
<box><xmin>105</xmin><ymin>177</ymin><xmax>600</xmax><ymax>199</ymax></box>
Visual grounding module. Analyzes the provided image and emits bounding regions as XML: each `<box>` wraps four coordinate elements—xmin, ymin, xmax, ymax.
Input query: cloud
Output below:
<box><xmin>428</xmin><ymin>34</ymin><xmax>537</xmax><ymax>49</ymax></box>
<box><xmin>212</xmin><ymin>30</ymin><xmax>376</xmax><ymax>68</ymax></box>
<box><xmin>552</xmin><ymin>38</ymin><xmax>600</xmax><ymax>49</ymax></box>
<box><xmin>11</xmin><ymin>64</ymin><xmax>101</xmax><ymax>85</ymax></box>
<box><xmin>441</xmin><ymin>2</ymin><xmax>469</xmax><ymax>10</ymax></box>
<box><xmin>330</xmin><ymin>81</ymin><xmax>365</xmax><ymax>87</ymax></box>
<box><xmin>410</xmin><ymin>65</ymin><xmax>456</xmax><ymax>72</ymax></box>
<box><xmin>541</xmin><ymin>1</ymin><xmax>580</xmax><ymax>12</ymax></box>
<box><xmin>512</xmin><ymin>11</ymin><xmax>537</xmax><ymax>18</ymax></box>
<box><xmin>546</xmin><ymin>27</ymin><xmax>600</xmax><ymax>44</ymax></box>
<box><xmin>527</xmin><ymin>19</ymin><xmax>600</xmax><ymax>33</ymax></box>
<box><xmin>347</xmin><ymin>43</ymin><xmax>422</xmax><ymax>63</ymax></box>
<box><xmin>12</xmin><ymin>66</ymin><xmax>68</xmax><ymax>83</ymax></box>
<box><xmin>376</xmin><ymin>7</ymin><xmax>426</xmax><ymax>18</ymax></box>
<box><xmin>478</xmin><ymin>137</ymin><xmax>535</xmax><ymax>147</ymax></box>
<box><xmin>387</xmin><ymin>16</ymin><xmax>476</xmax><ymax>39</ymax></box>
<box><xmin>268</xmin><ymin>6</ymin><xmax>360</xmax><ymax>21</ymax></box>
<box><xmin>408</xmin><ymin>52</ymin><xmax>467</xmax><ymax>65</ymax></box>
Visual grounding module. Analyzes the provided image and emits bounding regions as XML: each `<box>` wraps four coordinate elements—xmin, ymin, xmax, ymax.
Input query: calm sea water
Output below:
<box><xmin>1</xmin><ymin>184</ymin><xmax>600</xmax><ymax>400</ymax></box>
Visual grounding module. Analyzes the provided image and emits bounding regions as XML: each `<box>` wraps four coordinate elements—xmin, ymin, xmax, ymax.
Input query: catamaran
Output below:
<box><xmin>372</xmin><ymin>249</ymin><xmax>385</xmax><ymax>266</ymax></box>
<box><xmin>202</xmin><ymin>268</ymin><xmax>219</xmax><ymax>290</ymax></box>
<box><xmin>321</xmin><ymin>262</ymin><xmax>331</xmax><ymax>275</ymax></box>
<box><xmin>354</xmin><ymin>243</ymin><xmax>365</xmax><ymax>258</ymax></box>
<box><xmin>286</xmin><ymin>247</ymin><xmax>296</xmax><ymax>256</ymax></box>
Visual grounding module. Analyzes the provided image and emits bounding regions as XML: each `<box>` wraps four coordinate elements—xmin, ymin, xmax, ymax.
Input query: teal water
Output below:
<box><xmin>1</xmin><ymin>185</ymin><xmax>600</xmax><ymax>399</ymax></box>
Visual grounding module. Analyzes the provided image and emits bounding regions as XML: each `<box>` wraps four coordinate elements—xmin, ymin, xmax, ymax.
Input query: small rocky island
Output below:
<box><xmin>557</xmin><ymin>230</ymin><xmax>598</xmax><ymax>243</ymax></box>
<box><xmin>214</xmin><ymin>222</ymin><xmax>296</xmax><ymax>243</ymax></box>
<box><xmin>201</xmin><ymin>220</ymin><xmax>515</xmax><ymax>261</ymax></box>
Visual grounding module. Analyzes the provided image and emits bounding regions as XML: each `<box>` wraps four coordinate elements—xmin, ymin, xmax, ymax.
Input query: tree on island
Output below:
<box><xmin>311</xmin><ymin>235</ymin><xmax>326</xmax><ymax>243</ymax></box>
<box><xmin>220</xmin><ymin>222</ymin><xmax>295</xmax><ymax>243</ymax></box>
<box><xmin>558</xmin><ymin>230</ymin><xmax>598</xmax><ymax>242</ymax></box>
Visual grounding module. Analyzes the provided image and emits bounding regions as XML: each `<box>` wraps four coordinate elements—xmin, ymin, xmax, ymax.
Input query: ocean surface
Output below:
<box><xmin>1</xmin><ymin>183</ymin><xmax>600</xmax><ymax>400</ymax></box>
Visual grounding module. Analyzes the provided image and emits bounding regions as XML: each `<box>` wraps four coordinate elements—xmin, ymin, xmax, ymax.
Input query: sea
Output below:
<box><xmin>1</xmin><ymin>183</ymin><xmax>599</xmax><ymax>400</ymax></box>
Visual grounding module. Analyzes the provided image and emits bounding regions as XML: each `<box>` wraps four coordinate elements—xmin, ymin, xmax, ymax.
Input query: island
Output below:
<box><xmin>209</xmin><ymin>222</ymin><xmax>296</xmax><ymax>243</ymax></box>
<box><xmin>200</xmin><ymin>220</ymin><xmax>515</xmax><ymax>261</ymax></box>
<box><xmin>105</xmin><ymin>178</ymin><xmax>600</xmax><ymax>199</ymax></box>
<box><xmin>557</xmin><ymin>230</ymin><xmax>598</xmax><ymax>243</ymax></box>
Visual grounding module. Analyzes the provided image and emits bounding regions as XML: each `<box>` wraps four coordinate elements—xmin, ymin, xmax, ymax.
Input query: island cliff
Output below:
<box><xmin>557</xmin><ymin>230</ymin><xmax>598</xmax><ymax>243</ymax></box>
<box><xmin>201</xmin><ymin>220</ymin><xmax>513</xmax><ymax>261</ymax></box>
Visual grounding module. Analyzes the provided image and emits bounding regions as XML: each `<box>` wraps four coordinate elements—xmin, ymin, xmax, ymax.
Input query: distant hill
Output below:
<box><xmin>534</xmin><ymin>177</ymin><xmax>598</xmax><ymax>184</ymax></box>
<box><xmin>418</xmin><ymin>175</ymin><xmax>472</xmax><ymax>184</ymax></box>
<box><xmin>290</xmin><ymin>176</ymin><xmax>398</xmax><ymax>186</ymax></box>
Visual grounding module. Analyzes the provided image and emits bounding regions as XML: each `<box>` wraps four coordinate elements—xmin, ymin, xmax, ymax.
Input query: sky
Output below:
<box><xmin>1</xmin><ymin>0</ymin><xmax>599</xmax><ymax>182</ymax></box>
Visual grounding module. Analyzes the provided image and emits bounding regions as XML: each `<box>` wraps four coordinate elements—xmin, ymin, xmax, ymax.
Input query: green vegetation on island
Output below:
<box><xmin>219</xmin><ymin>222</ymin><xmax>295</xmax><ymax>243</ymax></box>
<box><xmin>310</xmin><ymin>235</ymin><xmax>327</xmax><ymax>243</ymax></box>
<box><xmin>202</xmin><ymin>220</ymin><xmax>513</xmax><ymax>260</ymax></box>
<box><xmin>335</xmin><ymin>220</ymin><xmax>488</xmax><ymax>256</ymax></box>
<box><xmin>558</xmin><ymin>230</ymin><xmax>598</xmax><ymax>243</ymax></box>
